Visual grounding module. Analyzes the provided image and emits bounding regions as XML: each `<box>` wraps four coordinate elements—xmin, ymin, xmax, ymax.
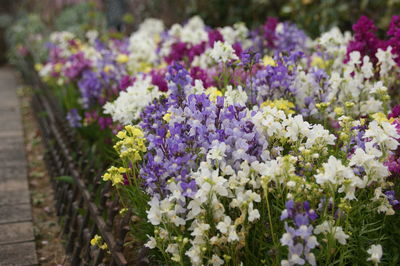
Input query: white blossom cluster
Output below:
<box><xmin>103</xmin><ymin>75</ymin><xmax>162</xmax><ymax>124</ymax></box>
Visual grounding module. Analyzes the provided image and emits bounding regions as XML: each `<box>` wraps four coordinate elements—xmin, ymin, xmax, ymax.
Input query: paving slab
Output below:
<box><xmin>0</xmin><ymin>222</ymin><xmax>34</xmax><ymax>245</ymax></box>
<box><xmin>0</xmin><ymin>204</ymin><xmax>32</xmax><ymax>224</ymax></box>
<box><xmin>0</xmin><ymin>190</ymin><xmax>31</xmax><ymax>206</ymax></box>
<box><xmin>0</xmin><ymin>67</ymin><xmax>37</xmax><ymax>265</ymax></box>
<box><xmin>0</xmin><ymin>242</ymin><xmax>37</xmax><ymax>266</ymax></box>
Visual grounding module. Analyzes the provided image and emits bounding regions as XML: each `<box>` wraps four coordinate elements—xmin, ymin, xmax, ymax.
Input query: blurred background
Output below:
<box><xmin>1</xmin><ymin>0</ymin><xmax>400</xmax><ymax>65</ymax></box>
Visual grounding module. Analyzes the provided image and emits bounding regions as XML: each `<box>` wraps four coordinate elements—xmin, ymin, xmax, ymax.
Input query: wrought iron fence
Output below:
<box><xmin>30</xmin><ymin>74</ymin><xmax>136</xmax><ymax>265</ymax></box>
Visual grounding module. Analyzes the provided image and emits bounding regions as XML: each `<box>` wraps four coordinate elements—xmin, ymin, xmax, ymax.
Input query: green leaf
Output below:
<box><xmin>56</xmin><ymin>175</ymin><xmax>75</xmax><ymax>184</ymax></box>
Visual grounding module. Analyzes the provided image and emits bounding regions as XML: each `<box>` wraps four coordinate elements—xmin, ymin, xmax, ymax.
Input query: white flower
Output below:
<box><xmin>224</xmin><ymin>85</ymin><xmax>248</xmax><ymax>106</ymax></box>
<box><xmin>305</xmin><ymin>124</ymin><xmax>336</xmax><ymax>148</ymax></box>
<box><xmin>137</xmin><ymin>18</ymin><xmax>165</xmax><ymax>37</ymax></box>
<box><xmin>248</xmin><ymin>202</ymin><xmax>260</xmax><ymax>222</ymax></box>
<box><xmin>191</xmin><ymin>222</ymin><xmax>210</xmax><ymax>237</ymax></box>
<box><xmin>207</xmin><ymin>140</ymin><xmax>227</xmax><ymax>161</ymax></box>
<box><xmin>373</xmin><ymin>187</ymin><xmax>395</xmax><ymax>215</ymax></box>
<box><xmin>127</xmin><ymin>32</ymin><xmax>158</xmax><ymax>72</ymax></box>
<box><xmin>180</xmin><ymin>16</ymin><xmax>208</xmax><ymax>45</ymax></box>
<box><xmin>147</xmin><ymin>197</ymin><xmax>162</xmax><ymax>225</ymax></box>
<box><xmin>315</xmin><ymin>156</ymin><xmax>354</xmax><ymax>185</ymax></box>
<box><xmin>281</xmin><ymin>260</ymin><xmax>290</xmax><ymax>266</ymax></box>
<box><xmin>283</xmin><ymin>115</ymin><xmax>311</xmax><ymax>142</ymax></box>
<box><xmin>367</xmin><ymin>244</ymin><xmax>383</xmax><ymax>264</ymax></box>
<box><xmin>376</xmin><ymin>47</ymin><xmax>397</xmax><ymax>77</ymax></box>
<box><xmin>220</xmin><ymin>22</ymin><xmax>249</xmax><ymax>46</ymax></box>
<box><xmin>209</xmin><ymin>41</ymin><xmax>238</xmax><ymax>63</ymax></box>
<box><xmin>349</xmin><ymin>51</ymin><xmax>361</xmax><ymax>66</ymax></box>
<box><xmin>216</xmin><ymin>216</ymin><xmax>239</xmax><ymax>242</ymax></box>
<box><xmin>365</xmin><ymin>120</ymin><xmax>399</xmax><ymax>151</ymax></box>
<box><xmin>314</xmin><ymin>221</ymin><xmax>349</xmax><ymax>245</ymax></box>
<box><xmin>103</xmin><ymin>75</ymin><xmax>161</xmax><ymax>124</ymax></box>
<box><xmin>360</xmin><ymin>98</ymin><xmax>383</xmax><ymax>115</ymax></box>
<box><xmin>186</xmin><ymin>246</ymin><xmax>202</xmax><ymax>265</ymax></box>
<box><xmin>194</xmin><ymin>162</ymin><xmax>228</xmax><ymax>202</ymax></box>
<box><xmin>86</xmin><ymin>30</ymin><xmax>98</xmax><ymax>44</ymax></box>
<box><xmin>333</xmin><ymin>226</ymin><xmax>349</xmax><ymax>245</ymax></box>
<box><xmin>280</xmin><ymin>232</ymin><xmax>294</xmax><ymax>247</ymax></box>
<box><xmin>166</xmin><ymin>243</ymin><xmax>179</xmax><ymax>255</ymax></box>
<box><xmin>211</xmin><ymin>254</ymin><xmax>225</xmax><ymax>266</ymax></box>
<box><xmin>361</xmin><ymin>55</ymin><xmax>374</xmax><ymax>79</ymax></box>
<box><xmin>144</xmin><ymin>236</ymin><xmax>157</xmax><ymax>249</ymax></box>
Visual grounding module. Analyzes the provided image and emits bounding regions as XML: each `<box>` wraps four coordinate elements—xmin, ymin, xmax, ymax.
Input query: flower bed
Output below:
<box><xmin>14</xmin><ymin>14</ymin><xmax>400</xmax><ymax>265</ymax></box>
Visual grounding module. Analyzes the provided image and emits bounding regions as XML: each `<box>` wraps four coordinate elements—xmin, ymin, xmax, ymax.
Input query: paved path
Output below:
<box><xmin>0</xmin><ymin>67</ymin><xmax>37</xmax><ymax>266</ymax></box>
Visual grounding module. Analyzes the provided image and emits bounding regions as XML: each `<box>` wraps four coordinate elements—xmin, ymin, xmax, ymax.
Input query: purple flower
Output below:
<box><xmin>139</xmin><ymin>65</ymin><xmax>268</xmax><ymax>195</ymax></box>
<box><xmin>151</xmin><ymin>71</ymin><xmax>168</xmax><ymax>92</ymax></box>
<box><xmin>389</xmin><ymin>105</ymin><xmax>400</xmax><ymax>119</ymax></box>
<box><xmin>190</xmin><ymin>67</ymin><xmax>213</xmax><ymax>88</ymax></box>
<box><xmin>98</xmin><ymin>117</ymin><xmax>113</xmax><ymax>130</ymax></box>
<box><xmin>64</xmin><ymin>52</ymin><xmax>91</xmax><ymax>79</ymax></box>
<box><xmin>232</xmin><ymin>42</ymin><xmax>243</xmax><ymax>57</ymax></box>
<box><xmin>263</xmin><ymin>17</ymin><xmax>278</xmax><ymax>49</ymax></box>
<box><xmin>248</xmin><ymin>52</ymin><xmax>301</xmax><ymax>105</ymax></box>
<box><xmin>66</xmin><ymin>109</ymin><xmax>82</xmax><ymax>128</ymax></box>
<box><xmin>385</xmin><ymin>190</ymin><xmax>400</xmax><ymax>208</ymax></box>
<box><xmin>303</xmin><ymin>201</ymin><xmax>318</xmax><ymax>221</ymax></box>
<box><xmin>78</xmin><ymin>70</ymin><xmax>103</xmax><ymax>108</ymax></box>
<box><xmin>208</xmin><ymin>29</ymin><xmax>224</xmax><ymax>47</ymax></box>
<box><xmin>240</xmin><ymin>48</ymin><xmax>261</xmax><ymax>67</ymax></box>
<box><xmin>345</xmin><ymin>16</ymin><xmax>383</xmax><ymax>65</ymax></box>
<box><xmin>165</xmin><ymin>42</ymin><xmax>188</xmax><ymax>64</ymax></box>
<box><xmin>181</xmin><ymin>180</ymin><xmax>197</xmax><ymax>197</ymax></box>
<box><xmin>119</xmin><ymin>75</ymin><xmax>134</xmax><ymax>91</ymax></box>
<box><xmin>295</xmin><ymin>214</ymin><xmax>309</xmax><ymax>227</ymax></box>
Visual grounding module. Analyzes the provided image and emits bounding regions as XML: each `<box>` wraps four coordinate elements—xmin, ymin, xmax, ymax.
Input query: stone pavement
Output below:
<box><xmin>0</xmin><ymin>67</ymin><xmax>37</xmax><ymax>265</ymax></box>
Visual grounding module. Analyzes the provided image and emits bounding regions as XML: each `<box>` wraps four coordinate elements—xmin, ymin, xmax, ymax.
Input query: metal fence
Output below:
<box><xmin>30</xmin><ymin>74</ymin><xmax>136</xmax><ymax>265</ymax></box>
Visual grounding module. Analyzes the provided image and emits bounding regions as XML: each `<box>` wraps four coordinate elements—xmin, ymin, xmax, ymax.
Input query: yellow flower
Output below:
<box><xmin>113</xmin><ymin>125</ymin><xmax>146</xmax><ymax>161</ymax></box>
<box><xmin>163</xmin><ymin>112</ymin><xmax>172</xmax><ymax>123</ymax></box>
<box><xmin>371</xmin><ymin>112</ymin><xmax>389</xmax><ymax>123</ymax></box>
<box><xmin>119</xmin><ymin>208</ymin><xmax>128</xmax><ymax>215</ymax></box>
<box><xmin>316</xmin><ymin>102</ymin><xmax>329</xmax><ymax>110</ymax></box>
<box><xmin>345</xmin><ymin>102</ymin><xmax>355</xmax><ymax>108</ymax></box>
<box><xmin>262</xmin><ymin>56</ymin><xmax>277</xmax><ymax>67</ymax></box>
<box><xmin>103</xmin><ymin>65</ymin><xmax>112</xmax><ymax>73</ymax></box>
<box><xmin>157</xmin><ymin>62</ymin><xmax>167</xmax><ymax>70</ymax></box>
<box><xmin>34</xmin><ymin>63</ymin><xmax>43</xmax><ymax>72</ymax></box>
<box><xmin>139</xmin><ymin>62</ymin><xmax>152</xmax><ymax>73</ymax></box>
<box><xmin>311</xmin><ymin>56</ymin><xmax>326</xmax><ymax>69</ymax></box>
<box><xmin>153</xmin><ymin>34</ymin><xmax>161</xmax><ymax>44</ymax></box>
<box><xmin>334</xmin><ymin>107</ymin><xmax>344</xmax><ymax>116</ymax></box>
<box><xmin>54</xmin><ymin>63</ymin><xmax>62</xmax><ymax>73</ymax></box>
<box><xmin>205</xmin><ymin>87</ymin><xmax>223</xmax><ymax>102</ymax></box>
<box><xmin>90</xmin><ymin>234</ymin><xmax>108</xmax><ymax>250</ymax></box>
<box><xmin>261</xmin><ymin>99</ymin><xmax>295</xmax><ymax>115</ymax></box>
<box><xmin>116</xmin><ymin>130</ymin><xmax>127</xmax><ymax>139</ymax></box>
<box><xmin>102</xmin><ymin>166</ymin><xmax>126</xmax><ymax>186</ymax></box>
<box><xmin>116</xmin><ymin>54</ymin><xmax>129</xmax><ymax>64</ymax></box>
<box><xmin>90</xmin><ymin>235</ymin><xmax>102</xmax><ymax>246</ymax></box>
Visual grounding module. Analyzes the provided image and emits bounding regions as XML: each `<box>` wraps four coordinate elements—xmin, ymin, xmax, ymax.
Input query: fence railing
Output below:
<box><xmin>30</xmin><ymin>74</ymin><xmax>136</xmax><ymax>265</ymax></box>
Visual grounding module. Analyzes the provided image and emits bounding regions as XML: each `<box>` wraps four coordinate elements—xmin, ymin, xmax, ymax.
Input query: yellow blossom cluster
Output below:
<box><xmin>113</xmin><ymin>125</ymin><xmax>147</xmax><ymax>161</ymax></box>
<box><xmin>102</xmin><ymin>166</ymin><xmax>126</xmax><ymax>186</ymax></box>
<box><xmin>90</xmin><ymin>234</ymin><xmax>108</xmax><ymax>250</ymax></box>
<box><xmin>262</xmin><ymin>55</ymin><xmax>277</xmax><ymax>67</ymax></box>
<box><xmin>261</xmin><ymin>99</ymin><xmax>296</xmax><ymax>115</ymax></box>
<box><xmin>206</xmin><ymin>87</ymin><xmax>223</xmax><ymax>102</ymax></box>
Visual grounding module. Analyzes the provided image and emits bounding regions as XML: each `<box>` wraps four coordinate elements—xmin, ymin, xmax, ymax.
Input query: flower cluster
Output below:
<box><xmin>34</xmin><ymin>14</ymin><xmax>400</xmax><ymax>265</ymax></box>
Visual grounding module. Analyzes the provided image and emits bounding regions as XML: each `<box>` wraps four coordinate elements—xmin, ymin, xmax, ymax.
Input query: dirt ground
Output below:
<box><xmin>19</xmin><ymin>85</ymin><xmax>69</xmax><ymax>265</ymax></box>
